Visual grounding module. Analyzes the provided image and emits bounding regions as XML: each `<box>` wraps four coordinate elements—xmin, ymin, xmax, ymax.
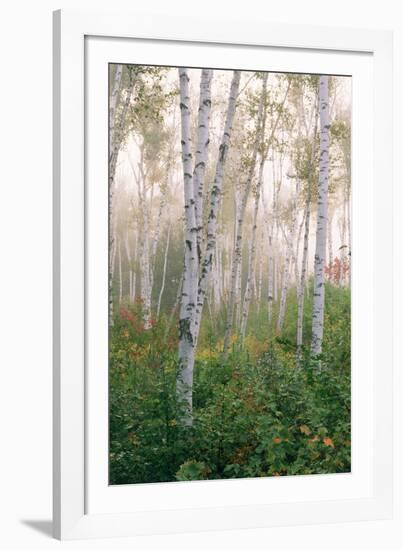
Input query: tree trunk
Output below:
<box><xmin>124</xmin><ymin>224</ymin><xmax>132</xmax><ymax>302</ymax></box>
<box><xmin>276</xmin><ymin>180</ymin><xmax>300</xmax><ymax>335</ymax></box>
<box><xmin>109</xmin><ymin>67</ymin><xmax>135</xmax><ymax>325</ymax></box>
<box><xmin>297</xmin><ymin>197</ymin><xmax>311</xmax><ymax>349</ymax></box>
<box><xmin>297</xmin><ymin>92</ymin><xmax>319</xmax><ymax>352</ymax></box>
<box><xmin>157</xmin><ymin>224</ymin><xmax>171</xmax><ymax>318</ymax></box>
<box><xmin>192</xmin><ymin>71</ymin><xmax>241</xmax><ymax>348</ymax></box>
<box><xmin>240</xmin><ymin>152</ymin><xmax>266</xmax><ymax>340</ymax></box>
<box><xmin>132</xmin><ymin>149</ymin><xmax>152</xmax><ymax>329</ymax></box>
<box><xmin>177</xmin><ymin>68</ymin><xmax>199</xmax><ymax>425</ymax></box>
<box><xmin>109</xmin><ymin>65</ymin><xmax>123</xmax><ymax>154</ymax></box>
<box><xmin>118</xmin><ymin>238</ymin><xmax>123</xmax><ymax>304</ymax></box>
<box><xmin>311</xmin><ymin>75</ymin><xmax>330</xmax><ymax>357</ymax></box>
<box><xmin>327</xmin><ymin>210</ymin><xmax>334</xmax><ymax>282</ymax></box>
<box><xmin>222</xmin><ymin>74</ymin><xmax>267</xmax><ymax>357</ymax></box>
<box><xmin>257</xmin><ymin>232</ymin><xmax>264</xmax><ymax>312</ymax></box>
<box><xmin>240</xmin><ymin>75</ymin><xmax>269</xmax><ymax>339</ymax></box>
<box><xmin>194</xmin><ymin>69</ymin><xmax>213</xmax><ymax>264</ymax></box>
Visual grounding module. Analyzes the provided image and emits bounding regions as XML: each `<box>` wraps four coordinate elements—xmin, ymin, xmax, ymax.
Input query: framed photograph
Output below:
<box><xmin>53</xmin><ymin>9</ymin><xmax>393</xmax><ymax>540</ymax></box>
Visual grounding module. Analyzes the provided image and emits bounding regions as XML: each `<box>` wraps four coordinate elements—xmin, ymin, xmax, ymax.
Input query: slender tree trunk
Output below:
<box><xmin>327</xmin><ymin>210</ymin><xmax>334</xmax><ymax>282</ymax></box>
<box><xmin>150</xmin><ymin>192</ymin><xmax>165</xmax><ymax>287</ymax></box>
<box><xmin>131</xmin><ymin>229</ymin><xmax>138</xmax><ymax>302</ymax></box>
<box><xmin>157</xmin><ymin>224</ymin><xmax>171</xmax><ymax>318</ymax></box>
<box><xmin>297</xmin><ymin>197</ymin><xmax>311</xmax><ymax>349</ymax></box>
<box><xmin>276</xmin><ymin>180</ymin><xmax>300</xmax><ymax>335</ymax></box>
<box><xmin>109</xmin><ymin>67</ymin><xmax>136</xmax><ymax>325</ymax></box>
<box><xmin>240</xmin><ymin>75</ymin><xmax>270</xmax><ymax>339</ymax></box>
<box><xmin>165</xmin><ymin>271</ymin><xmax>183</xmax><ymax>342</ymax></box>
<box><xmin>223</xmin><ymin>75</ymin><xmax>267</xmax><ymax>357</ymax></box>
<box><xmin>261</xmin><ymin>189</ymin><xmax>275</xmax><ymax>324</ymax></box>
<box><xmin>191</xmin><ymin>71</ymin><xmax>241</xmax><ymax>350</ymax></box>
<box><xmin>137</xmin><ymin>153</ymin><xmax>152</xmax><ymax>329</ymax></box>
<box><xmin>268</xmin><ymin>249</ymin><xmax>274</xmax><ymax>323</ymax></box>
<box><xmin>257</xmin><ymin>232</ymin><xmax>264</xmax><ymax>312</ymax></box>
<box><xmin>177</xmin><ymin>69</ymin><xmax>199</xmax><ymax>425</ymax></box>
<box><xmin>240</xmin><ymin>153</ymin><xmax>266</xmax><ymax>340</ymax></box>
<box><xmin>294</xmin><ymin>212</ymin><xmax>305</xmax><ymax>283</ymax></box>
<box><xmin>109</xmin><ymin>65</ymin><xmax>123</xmax><ymax>131</ymax></box>
<box><xmin>297</xmin><ymin>95</ymin><xmax>319</xmax><ymax>351</ymax></box>
<box><xmin>311</xmin><ymin>75</ymin><xmax>330</xmax><ymax>357</ymax></box>
<box><xmin>212</xmin><ymin>244</ymin><xmax>221</xmax><ymax>311</ymax></box>
<box><xmin>124</xmin><ymin>225</ymin><xmax>132</xmax><ymax>302</ymax></box>
<box><xmin>118</xmin><ymin>238</ymin><xmax>123</xmax><ymax>304</ymax></box>
<box><xmin>176</xmin><ymin>71</ymin><xmax>214</xmax><ymax>419</ymax></box>
<box><xmin>194</xmin><ymin>69</ymin><xmax>213</xmax><ymax>265</ymax></box>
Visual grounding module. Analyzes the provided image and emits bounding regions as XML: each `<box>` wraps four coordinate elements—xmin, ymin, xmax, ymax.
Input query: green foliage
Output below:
<box><xmin>109</xmin><ymin>285</ymin><xmax>351</xmax><ymax>484</ymax></box>
<box><xmin>175</xmin><ymin>461</ymin><xmax>211</xmax><ymax>481</ymax></box>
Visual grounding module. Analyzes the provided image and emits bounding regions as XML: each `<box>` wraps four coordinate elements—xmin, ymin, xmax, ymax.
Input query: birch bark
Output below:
<box><xmin>297</xmin><ymin>91</ymin><xmax>319</xmax><ymax>351</ymax></box>
<box><xmin>276</xmin><ymin>180</ymin><xmax>300</xmax><ymax>335</ymax></box>
<box><xmin>177</xmin><ymin>68</ymin><xmax>199</xmax><ymax>424</ymax></box>
<box><xmin>240</xmin><ymin>75</ymin><xmax>269</xmax><ymax>339</ymax></box>
<box><xmin>157</xmin><ymin>223</ymin><xmax>171</xmax><ymax>318</ymax></box>
<box><xmin>118</xmin><ymin>238</ymin><xmax>123</xmax><ymax>304</ymax></box>
<box><xmin>129</xmin><ymin>150</ymin><xmax>152</xmax><ymax>328</ymax></box>
<box><xmin>193</xmin><ymin>69</ymin><xmax>213</xmax><ymax>264</ymax></box>
<box><xmin>311</xmin><ymin>75</ymin><xmax>330</xmax><ymax>357</ymax></box>
<box><xmin>192</xmin><ymin>71</ymin><xmax>241</xmax><ymax>348</ymax></box>
<box><xmin>327</xmin><ymin>209</ymin><xmax>334</xmax><ymax>280</ymax></box>
<box><xmin>222</xmin><ymin>75</ymin><xmax>266</xmax><ymax>358</ymax></box>
<box><xmin>124</xmin><ymin>224</ymin><xmax>132</xmax><ymax>302</ymax></box>
<box><xmin>109</xmin><ymin>67</ymin><xmax>134</xmax><ymax>325</ymax></box>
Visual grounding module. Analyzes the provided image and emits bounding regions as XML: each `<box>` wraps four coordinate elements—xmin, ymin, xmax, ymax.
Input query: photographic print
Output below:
<box><xmin>108</xmin><ymin>65</ymin><xmax>351</xmax><ymax>485</ymax></box>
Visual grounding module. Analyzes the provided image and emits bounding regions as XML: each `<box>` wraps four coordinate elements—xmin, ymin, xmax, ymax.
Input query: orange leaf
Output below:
<box><xmin>323</xmin><ymin>437</ymin><xmax>335</xmax><ymax>448</ymax></box>
<box><xmin>273</xmin><ymin>437</ymin><xmax>282</xmax><ymax>444</ymax></box>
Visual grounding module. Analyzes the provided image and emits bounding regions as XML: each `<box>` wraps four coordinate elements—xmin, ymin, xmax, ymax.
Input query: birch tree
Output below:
<box><xmin>297</xmin><ymin>89</ymin><xmax>319</xmax><ymax>351</ymax></box>
<box><xmin>276</xmin><ymin>180</ymin><xmax>300</xmax><ymax>334</ymax></box>
<box><xmin>223</xmin><ymin>75</ymin><xmax>266</xmax><ymax>357</ymax></box>
<box><xmin>157</xmin><ymin>223</ymin><xmax>171</xmax><ymax>318</ymax></box>
<box><xmin>176</xmin><ymin>70</ymin><xmax>241</xmax><ymax>424</ymax></box>
<box><xmin>193</xmin><ymin>71</ymin><xmax>241</xmax><ymax>346</ymax></box>
<box><xmin>176</xmin><ymin>68</ymin><xmax>199</xmax><ymax>424</ymax></box>
<box><xmin>194</xmin><ymin>70</ymin><xmax>213</xmax><ymax>264</ymax></box>
<box><xmin>311</xmin><ymin>75</ymin><xmax>330</xmax><ymax>357</ymax></box>
<box><xmin>240</xmin><ymin>75</ymin><xmax>269</xmax><ymax>339</ymax></box>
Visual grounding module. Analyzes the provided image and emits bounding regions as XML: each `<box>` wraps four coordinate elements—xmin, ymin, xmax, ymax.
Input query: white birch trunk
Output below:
<box><xmin>240</xmin><ymin>151</ymin><xmax>266</xmax><ymax>340</ymax></box>
<box><xmin>118</xmin><ymin>238</ymin><xmax>122</xmax><ymax>304</ymax></box>
<box><xmin>124</xmin><ymin>225</ymin><xmax>132</xmax><ymax>302</ymax></box>
<box><xmin>327</xmin><ymin>210</ymin><xmax>334</xmax><ymax>281</ymax></box>
<box><xmin>276</xmin><ymin>180</ymin><xmax>300</xmax><ymax>335</ymax></box>
<box><xmin>109</xmin><ymin>67</ymin><xmax>134</xmax><ymax>325</ymax></box>
<box><xmin>276</xmin><ymin>245</ymin><xmax>291</xmax><ymax>334</ymax></box>
<box><xmin>297</xmin><ymin>197</ymin><xmax>311</xmax><ymax>349</ymax></box>
<box><xmin>177</xmin><ymin>68</ymin><xmax>199</xmax><ymax>425</ymax></box>
<box><xmin>257</xmin><ymin>234</ymin><xmax>264</xmax><ymax>311</ymax></box>
<box><xmin>311</xmin><ymin>75</ymin><xmax>330</xmax><ymax>357</ymax></box>
<box><xmin>157</xmin><ymin>224</ymin><xmax>171</xmax><ymax>318</ymax></box>
<box><xmin>192</xmin><ymin>71</ymin><xmax>241</xmax><ymax>348</ymax></box>
<box><xmin>193</xmin><ymin>69</ymin><xmax>213</xmax><ymax>264</ymax></box>
<box><xmin>109</xmin><ymin>65</ymin><xmax>123</xmax><ymax>157</ymax></box>
<box><xmin>131</xmin><ymin>151</ymin><xmax>152</xmax><ymax>329</ymax></box>
<box><xmin>222</xmin><ymin>74</ymin><xmax>267</xmax><ymax>357</ymax></box>
<box><xmin>131</xmin><ymin>229</ymin><xmax>138</xmax><ymax>302</ymax></box>
<box><xmin>297</xmin><ymin>92</ymin><xmax>319</xmax><ymax>351</ymax></box>
<box><xmin>268</xmin><ymin>253</ymin><xmax>274</xmax><ymax>323</ymax></box>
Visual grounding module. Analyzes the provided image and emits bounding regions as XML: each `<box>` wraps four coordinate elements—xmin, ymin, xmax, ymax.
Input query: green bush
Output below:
<box><xmin>109</xmin><ymin>286</ymin><xmax>350</xmax><ymax>484</ymax></box>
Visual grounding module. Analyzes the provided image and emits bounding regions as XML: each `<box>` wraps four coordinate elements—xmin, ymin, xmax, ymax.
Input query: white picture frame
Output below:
<box><xmin>53</xmin><ymin>9</ymin><xmax>393</xmax><ymax>540</ymax></box>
